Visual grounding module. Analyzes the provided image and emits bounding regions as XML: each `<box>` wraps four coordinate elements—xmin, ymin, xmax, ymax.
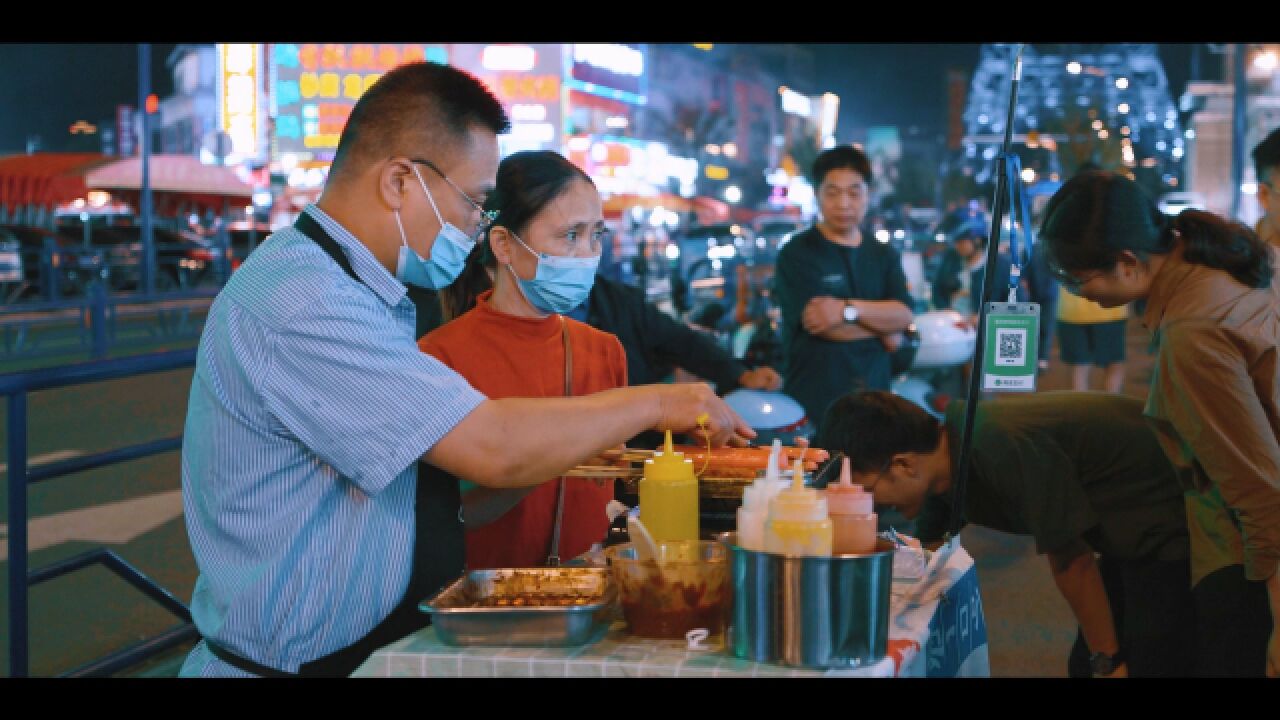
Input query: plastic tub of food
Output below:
<box><xmin>604</xmin><ymin>540</ymin><xmax>731</xmax><ymax>639</ymax></box>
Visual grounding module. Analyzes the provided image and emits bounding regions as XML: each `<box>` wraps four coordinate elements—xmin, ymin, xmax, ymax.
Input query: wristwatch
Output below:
<box><xmin>1089</xmin><ymin>649</ymin><xmax>1124</xmax><ymax>676</ymax></box>
<box><xmin>842</xmin><ymin>301</ymin><xmax>860</xmax><ymax>324</ymax></box>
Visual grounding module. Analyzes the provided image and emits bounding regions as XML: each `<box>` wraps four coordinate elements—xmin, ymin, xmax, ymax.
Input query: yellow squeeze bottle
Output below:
<box><xmin>763</xmin><ymin>458</ymin><xmax>833</xmax><ymax>556</ymax></box>
<box><xmin>638</xmin><ymin>430</ymin><xmax>700</xmax><ymax>547</ymax></box>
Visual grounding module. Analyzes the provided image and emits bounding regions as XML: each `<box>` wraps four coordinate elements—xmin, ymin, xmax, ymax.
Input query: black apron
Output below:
<box><xmin>203</xmin><ymin>212</ymin><xmax>465</xmax><ymax>677</ymax></box>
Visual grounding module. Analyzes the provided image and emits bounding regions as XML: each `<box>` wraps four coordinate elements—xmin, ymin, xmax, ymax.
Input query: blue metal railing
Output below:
<box><xmin>3</xmin><ymin>348</ymin><xmax>199</xmax><ymax>677</ymax></box>
<box><xmin>0</xmin><ymin>282</ymin><xmax>218</xmax><ymax>362</ymax></box>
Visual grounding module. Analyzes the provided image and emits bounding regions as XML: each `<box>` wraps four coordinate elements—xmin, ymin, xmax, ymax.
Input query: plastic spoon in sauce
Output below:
<box><xmin>626</xmin><ymin>513</ymin><xmax>672</xmax><ymax>587</ymax></box>
<box><xmin>627</xmin><ymin>514</ymin><xmax>660</xmax><ymax>564</ymax></box>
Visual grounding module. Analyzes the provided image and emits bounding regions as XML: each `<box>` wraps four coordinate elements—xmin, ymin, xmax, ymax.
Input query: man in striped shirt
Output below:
<box><xmin>179</xmin><ymin>61</ymin><xmax>752</xmax><ymax>677</ymax></box>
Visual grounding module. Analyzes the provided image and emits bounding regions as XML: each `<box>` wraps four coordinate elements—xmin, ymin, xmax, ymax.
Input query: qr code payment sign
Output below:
<box><xmin>995</xmin><ymin>328</ymin><xmax>1026</xmax><ymax>366</ymax></box>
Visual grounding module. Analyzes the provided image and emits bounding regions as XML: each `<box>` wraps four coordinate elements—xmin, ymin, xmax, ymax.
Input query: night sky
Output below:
<box><xmin>814</xmin><ymin>43</ymin><xmax>982</xmax><ymax>137</ymax></box>
<box><xmin>0</xmin><ymin>43</ymin><xmax>176</xmax><ymax>153</ymax></box>
<box><xmin>0</xmin><ymin>42</ymin><xmax>1206</xmax><ymax>155</ymax></box>
<box><xmin>815</xmin><ymin>43</ymin><xmax>1203</xmax><ymax>140</ymax></box>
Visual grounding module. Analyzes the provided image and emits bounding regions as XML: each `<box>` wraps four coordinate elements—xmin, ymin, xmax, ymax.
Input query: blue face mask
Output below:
<box><xmin>392</xmin><ymin>166</ymin><xmax>475</xmax><ymax>290</ymax></box>
<box><xmin>505</xmin><ymin>230</ymin><xmax>600</xmax><ymax>316</ymax></box>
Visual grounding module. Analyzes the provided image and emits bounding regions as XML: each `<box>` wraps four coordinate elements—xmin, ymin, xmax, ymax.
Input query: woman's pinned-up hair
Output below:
<box><xmin>440</xmin><ymin>151</ymin><xmax>596</xmax><ymax>321</ymax></box>
<box><xmin>1039</xmin><ymin>170</ymin><xmax>1273</xmax><ymax>289</ymax></box>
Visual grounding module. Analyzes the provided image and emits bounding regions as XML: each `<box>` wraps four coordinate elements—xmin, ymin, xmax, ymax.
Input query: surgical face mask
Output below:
<box><xmin>504</xmin><ymin>230</ymin><xmax>600</xmax><ymax>316</ymax></box>
<box><xmin>392</xmin><ymin>166</ymin><xmax>476</xmax><ymax>290</ymax></box>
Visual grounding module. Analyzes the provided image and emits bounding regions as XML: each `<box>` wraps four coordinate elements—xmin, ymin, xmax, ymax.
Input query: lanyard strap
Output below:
<box><xmin>1002</xmin><ymin>153</ymin><xmax>1036</xmax><ymax>303</ymax></box>
<box><xmin>546</xmin><ymin>316</ymin><xmax>573</xmax><ymax>566</ymax></box>
<box><xmin>295</xmin><ymin>211</ymin><xmax>363</xmax><ymax>287</ymax></box>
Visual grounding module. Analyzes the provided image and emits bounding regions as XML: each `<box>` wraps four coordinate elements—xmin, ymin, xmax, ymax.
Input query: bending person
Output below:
<box><xmin>821</xmin><ymin>390</ymin><xmax>1195</xmax><ymax>678</ymax></box>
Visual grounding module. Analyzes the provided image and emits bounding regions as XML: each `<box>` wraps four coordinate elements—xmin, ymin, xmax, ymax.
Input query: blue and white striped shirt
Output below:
<box><xmin>179</xmin><ymin>205</ymin><xmax>485</xmax><ymax>677</ymax></box>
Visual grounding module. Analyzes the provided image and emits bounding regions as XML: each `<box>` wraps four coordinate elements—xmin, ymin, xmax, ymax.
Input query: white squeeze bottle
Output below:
<box><xmin>736</xmin><ymin>439</ymin><xmax>785</xmax><ymax>552</ymax></box>
<box><xmin>763</xmin><ymin>457</ymin><xmax>833</xmax><ymax>556</ymax></box>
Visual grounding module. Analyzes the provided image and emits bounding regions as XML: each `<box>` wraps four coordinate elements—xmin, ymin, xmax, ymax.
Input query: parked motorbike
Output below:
<box><xmin>890</xmin><ymin>309</ymin><xmax>977</xmax><ymax>419</ymax></box>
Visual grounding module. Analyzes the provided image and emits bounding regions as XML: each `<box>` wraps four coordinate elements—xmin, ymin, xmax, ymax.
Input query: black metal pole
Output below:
<box><xmin>1230</xmin><ymin>43</ymin><xmax>1248</xmax><ymax>221</ymax></box>
<box><xmin>7</xmin><ymin>392</ymin><xmax>30</xmax><ymax>677</ymax></box>
<box><xmin>139</xmin><ymin>43</ymin><xmax>155</xmax><ymax>297</ymax></box>
<box><xmin>948</xmin><ymin>44</ymin><xmax>1024</xmax><ymax>537</ymax></box>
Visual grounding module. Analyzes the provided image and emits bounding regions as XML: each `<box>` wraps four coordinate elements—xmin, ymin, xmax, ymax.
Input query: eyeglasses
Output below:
<box><xmin>1049</xmin><ymin>264</ymin><xmax>1105</xmax><ymax>292</ymax></box>
<box><xmin>856</xmin><ymin>458</ymin><xmax>894</xmax><ymax>493</ymax></box>
<box><xmin>408</xmin><ymin>157</ymin><xmax>498</xmax><ymax>235</ymax></box>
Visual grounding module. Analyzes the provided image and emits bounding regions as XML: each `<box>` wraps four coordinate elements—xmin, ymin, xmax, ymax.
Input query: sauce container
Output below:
<box><xmin>638</xmin><ymin>430</ymin><xmax>699</xmax><ymax>544</ymax></box>
<box><xmin>605</xmin><ymin>540</ymin><xmax>730</xmax><ymax>639</ymax></box>
<box><xmin>826</xmin><ymin>457</ymin><xmax>878</xmax><ymax>555</ymax></box>
<box><xmin>763</xmin><ymin>458</ymin><xmax>833</xmax><ymax>556</ymax></box>
<box><xmin>721</xmin><ymin>533</ymin><xmax>894</xmax><ymax>668</ymax></box>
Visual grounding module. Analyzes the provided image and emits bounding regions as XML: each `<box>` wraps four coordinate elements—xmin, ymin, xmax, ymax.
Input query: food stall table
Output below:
<box><xmin>353</xmin><ymin>539</ymin><xmax>989</xmax><ymax>678</ymax></box>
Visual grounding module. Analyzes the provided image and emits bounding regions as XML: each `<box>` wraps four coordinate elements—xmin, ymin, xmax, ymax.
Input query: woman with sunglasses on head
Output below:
<box><xmin>1040</xmin><ymin>169</ymin><xmax>1280</xmax><ymax>678</ymax></box>
<box><xmin>418</xmin><ymin>150</ymin><xmax>626</xmax><ymax>569</ymax></box>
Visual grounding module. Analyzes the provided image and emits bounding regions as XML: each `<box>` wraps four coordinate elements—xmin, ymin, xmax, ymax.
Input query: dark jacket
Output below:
<box><xmin>773</xmin><ymin>227</ymin><xmax>913</xmax><ymax>432</ymax></box>
<box><xmin>587</xmin><ymin>275</ymin><xmax>745</xmax><ymax>392</ymax></box>
<box><xmin>587</xmin><ymin>275</ymin><xmax>747</xmax><ymax>449</ymax></box>
<box><xmin>406</xmin><ymin>285</ymin><xmax>444</xmax><ymax>341</ymax></box>
<box><xmin>408</xmin><ymin>276</ymin><xmax>745</xmax><ymax>450</ymax></box>
<box><xmin>407</xmin><ymin>276</ymin><xmax>744</xmax><ymax>388</ymax></box>
<box><xmin>932</xmin><ymin>248</ymin><xmax>1019</xmax><ymax>313</ymax></box>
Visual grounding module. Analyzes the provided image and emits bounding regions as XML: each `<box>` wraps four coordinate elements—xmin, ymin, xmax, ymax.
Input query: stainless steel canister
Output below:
<box><xmin>719</xmin><ymin>533</ymin><xmax>893</xmax><ymax>669</ymax></box>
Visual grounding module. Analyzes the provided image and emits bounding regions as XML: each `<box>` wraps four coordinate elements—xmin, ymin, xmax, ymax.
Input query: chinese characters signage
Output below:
<box><xmin>448</xmin><ymin>44</ymin><xmax>565</xmax><ymax>157</ymax></box>
<box><xmin>269</xmin><ymin>43</ymin><xmax>448</xmax><ymax>161</ymax></box>
<box><xmin>569</xmin><ymin>44</ymin><xmax>645</xmax><ymax>100</ymax></box>
<box><xmin>924</xmin><ymin>565</ymin><xmax>988</xmax><ymax>677</ymax></box>
<box><xmin>219</xmin><ymin>44</ymin><xmax>261</xmax><ymax>160</ymax></box>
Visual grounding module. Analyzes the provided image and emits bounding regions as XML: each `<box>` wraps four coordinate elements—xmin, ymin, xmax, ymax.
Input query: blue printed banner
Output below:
<box><xmin>924</xmin><ymin>565</ymin><xmax>987</xmax><ymax>677</ymax></box>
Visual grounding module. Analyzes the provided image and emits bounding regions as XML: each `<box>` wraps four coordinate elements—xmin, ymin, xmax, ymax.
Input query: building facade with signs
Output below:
<box><xmin>447</xmin><ymin>43</ymin><xmax>564</xmax><ymax>157</ymax></box>
<box><xmin>1181</xmin><ymin>44</ymin><xmax>1280</xmax><ymax>225</ymax></box>
<box><xmin>158</xmin><ymin>45</ymin><xmax>219</xmax><ymax>157</ymax></box>
<box><xmin>157</xmin><ymin>43</ymin><xmax>832</xmax><ymax>227</ymax></box>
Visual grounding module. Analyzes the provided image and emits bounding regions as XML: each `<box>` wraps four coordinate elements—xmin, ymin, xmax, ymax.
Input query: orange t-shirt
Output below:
<box><xmin>419</xmin><ymin>289</ymin><xmax>628</xmax><ymax>569</ymax></box>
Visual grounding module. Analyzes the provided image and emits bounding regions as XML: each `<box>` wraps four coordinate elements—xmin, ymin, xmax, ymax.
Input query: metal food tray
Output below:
<box><xmin>420</xmin><ymin>568</ymin><xmax>617</xmax><ymax>647</ymax></box>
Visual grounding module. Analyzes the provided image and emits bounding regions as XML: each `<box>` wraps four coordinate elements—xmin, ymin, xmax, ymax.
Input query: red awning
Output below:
<box><xmin>86</xmin><ymin>155</ymin><xmax>255</xmax><ymax>217</ymax></box>
<box><xmin>601</xmin><ymin>192</ymin><xmax>692</xmax><ymax>219</ymax></box>
<box><xmin>85</xmin><ymin>155</ymin><xmax>254</xmax><ymax>198</ymax></box>
<box><xmin>692</xmin><ymin>195</ymin><xmax>730</xmax><ymax>225</ymax></box>
<box><xmin>0</xmin><ymin>153</ymin><xmax>112</xmax><ymax>212</ymax></box>
<box><xmin>0</xmin><ymin>153</ymin><xmax>255</xmax><ymax>220</ymax></box>
<box><xmin>567</xmin><ymin>89</ymin><xmax>632</xmax><ymax>116</ymax></box>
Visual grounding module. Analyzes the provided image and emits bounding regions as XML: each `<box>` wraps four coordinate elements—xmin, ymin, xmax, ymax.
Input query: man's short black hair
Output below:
<box><xmin>1253</xmin><ymin>126</ymin><xmax>1280</xmax><ymax>187</ymax></box>
<box><xmin>330</xmin><ymin>61</ymin><xmax>510</xmax><ymax>179</ymax></box>
<box><xmin>811</xmin><ymin>144</ymin><xmax>873</xmax><ymax>188</ymax></box>
<box><xmin>818</xmin><ymin>391</ymin><xmax>942</xmax><ymax>473</ymax></box>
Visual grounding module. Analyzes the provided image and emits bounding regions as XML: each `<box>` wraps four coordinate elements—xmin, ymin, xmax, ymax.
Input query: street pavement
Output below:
<box><xmin>966</xmin><ymin>317</ymin><xmax>1157</xmax><ymax>677</ymax></box>
<box><xmin>0</xmin><ymin>317</ymin><xmax>1159</xmax><ymax>677</ymax></box>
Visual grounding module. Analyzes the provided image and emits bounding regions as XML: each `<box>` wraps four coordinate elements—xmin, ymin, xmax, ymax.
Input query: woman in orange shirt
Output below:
<box><xmin>420</xmin><ymin>150</ymin><xmax>626</xmax><ymax>569</ymax></box>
